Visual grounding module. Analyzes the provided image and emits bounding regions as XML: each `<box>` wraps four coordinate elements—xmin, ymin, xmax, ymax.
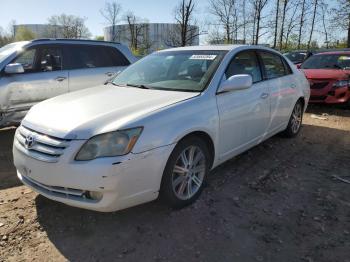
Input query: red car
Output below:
<box><xmin>300</xmin><ymin>51</ymin><xmax>350</xmax><ymax>105</ymax></box>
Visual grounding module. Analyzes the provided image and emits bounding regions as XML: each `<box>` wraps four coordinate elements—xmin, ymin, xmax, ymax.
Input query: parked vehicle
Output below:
<box><xmin>284</xmin><ymin>50</ymin><xmax>310</xmax><ymax>65</ymax></box>
<box><xmin>300</xmin><ymin>51</ymin><xmax>350</xmax><ymax>105</ymax></box>
<box><xmin>13</xmin><ymin>45</ymin><xmax>310</xmax><ymax>212</ymax></box>
<box><xmin>0</xmin><ymin>39</ymin><xmax>136</xmax><ymax>127</ymax></box>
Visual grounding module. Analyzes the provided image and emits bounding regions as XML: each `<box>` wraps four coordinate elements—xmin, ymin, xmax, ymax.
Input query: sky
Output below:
<box><xmin>0</xmin><ymin>0</ymin><xmax>199</xmax><ymax>37</ymax></box>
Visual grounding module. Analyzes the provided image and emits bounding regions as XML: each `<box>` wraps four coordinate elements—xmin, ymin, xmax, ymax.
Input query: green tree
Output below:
<box><xmin>95</xmin><ymin>35</ymin><xmax>104</xmax><ymax>41</ymax></box>
<box><xmin>15</xmin><ymin>26</ymin><xmax>36</xmax><ymax>41</ymax></box>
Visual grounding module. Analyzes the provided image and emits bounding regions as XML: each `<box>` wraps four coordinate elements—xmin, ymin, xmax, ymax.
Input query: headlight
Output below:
<box><xmin>333</xmin><ymin>80</ymin><xmax>349</xmax><ymax>88</ymax></box>
<box><xmin>75</xmin><ymin>127</ymin><xmax>143</xmax><ymax>161</ymax></box>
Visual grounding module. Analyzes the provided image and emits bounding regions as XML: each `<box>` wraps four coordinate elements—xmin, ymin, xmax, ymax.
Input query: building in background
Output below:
<box><xmin>14</xmin><ymin>24</ymin><xmax>63</xmax><ymax>39</ymax></box>
<box><xmin>104</xmin><ymin>23</ymin><xmax>199</xmax><ymax>53</ymax></box>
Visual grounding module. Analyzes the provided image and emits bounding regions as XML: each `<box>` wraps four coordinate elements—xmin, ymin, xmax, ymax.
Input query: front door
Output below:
<box><xmin>216</xmin><ymin>50</ymin><xmax>270</xmax><ymax>160</ymax></box>
<box><xmin>1</xmin><ymin>44</ymin><xmax>69</xmax><ymax>112</ymax></box>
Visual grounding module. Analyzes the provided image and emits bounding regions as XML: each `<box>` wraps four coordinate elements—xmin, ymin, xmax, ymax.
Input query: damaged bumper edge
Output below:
<box><xmin>0</xmin><ymin>107</ymin><xmax>30</xmax><ymax>128</ymax></box>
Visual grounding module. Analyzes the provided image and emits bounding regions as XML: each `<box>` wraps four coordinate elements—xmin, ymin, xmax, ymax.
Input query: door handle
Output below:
<box><xmin>55</xmin><ymin>76</ymin><xmax>67</xmax><ymax>82</ymax></box>
<box><xmin>290</xmin><ymin>83</ymin><xmax>296</xmax><ymax>89</ymax></box>
<box><xmin>105</xmin><ymin>72</ymin><xmax>115</xmax><ymax>77</ymax></box>
<box><xmin>260</xmin><ymin>93</ymin><xmax>269</xmax><ymax>99</ymax></box>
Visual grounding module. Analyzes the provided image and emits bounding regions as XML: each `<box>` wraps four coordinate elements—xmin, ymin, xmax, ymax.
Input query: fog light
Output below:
<box><xmin>87</xmin><ymin>191</ymin><xmax>103</xmax><ymax>201</ymax></box>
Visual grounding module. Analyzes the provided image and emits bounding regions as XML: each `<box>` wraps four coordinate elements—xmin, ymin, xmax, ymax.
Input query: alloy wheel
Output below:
<box><xmin>171</xmin><ymin>145</ymin><xmax>206</xmax><ymax>200</ymax></box>
<box><xmin>291</xmin><ymin>103</ymin><xmax>302</xmax><ymax>134</ymax></box>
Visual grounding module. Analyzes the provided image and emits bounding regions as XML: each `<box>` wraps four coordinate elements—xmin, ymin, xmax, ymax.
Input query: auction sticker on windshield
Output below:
<box><xmin>190</xmin><ymin>55</ymin><xmax>217</xmax><ymax>60</ymax></box>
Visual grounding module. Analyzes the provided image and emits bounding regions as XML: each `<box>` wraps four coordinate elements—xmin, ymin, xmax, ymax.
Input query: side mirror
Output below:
<box><xmin>296</xmin><ymin>63</ymin><xmax>302</xmax><ymax>69</ymax></box>
<box><xmin>218</xmin><ymin>74</ymin><xmax>253</xmax><ymax>94</ymax></box>
<box><xmin>5</xmin><ymin>63</ymin><xmax>24</xmax><ymax>74</ymax></box>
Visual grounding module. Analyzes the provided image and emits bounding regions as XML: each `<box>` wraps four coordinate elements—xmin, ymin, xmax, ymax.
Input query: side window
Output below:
<box><xmin>13</xmin><ymin>48</ymin><xmax>37</xmax><ymax>73</ymax></box>
<box><xmin>38</xmin><ymin>46</ymin><xmax>63</xmax><ymax>72</ymax></box>
<box><xmin>225</xmin><ymin>51</ymin><xmax>262</xmax><ymax>83</ymax></box>
<box><xmin>282</xmin><ymin>58</ymin><xmax>293</xmax><ymax>75</ymax></box>
<box><xmin>259</xmin><ymin>51</ymin><xmax>287</xmax><ymax>79</ymax></box>
<box><xmin>69</xmin><ymin>45</ymin><xmax>128</xmax><ymax>69</ymax></box>
<box><xmin>105</xmin><ymin>47</ymin><xmax>130</xmax><ymax>67</ymax></box>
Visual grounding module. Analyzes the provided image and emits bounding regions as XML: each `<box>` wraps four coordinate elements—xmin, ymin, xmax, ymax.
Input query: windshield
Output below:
<box><xmin>284</xmin><ymin>52</ymin><xmax>306</xmax><ymax>63</ymax></box>
<box><xmin>112</xmin><ymin>50</ymin><xmax>227</xmax><ymax>92</ymax></box>
<box><xmin>0</xmin><ymin>42</ymin><xmax>28</xmax><ymax>64</ymax></box>
<box><xmin>301</xmin><ymin>54</ymin><xmax>350</xmax><ymax>70</ymax></box>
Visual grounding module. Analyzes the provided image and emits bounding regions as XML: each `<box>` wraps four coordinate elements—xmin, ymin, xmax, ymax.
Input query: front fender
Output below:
<box><xmin>130</xmin><ymin>94</ymin><xmax>219</xmax><ymax>156</ymax></box>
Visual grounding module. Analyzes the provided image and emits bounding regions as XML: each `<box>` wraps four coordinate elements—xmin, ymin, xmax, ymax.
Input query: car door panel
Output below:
<box><xmin>258</xmin><ymin>51</ymin><xmax>296</xmax><ymax>132</ymax></box>
<box><xmin>1</xmin><ymin>44</ymin><xmax>68</xmax><ymax>112</ymax></box>
<box><xmin>67</xmin><ymin>44</ymin><xmax>130</xmax><ymax>92</ymax></box>
<box><xmin>216</xmin><ymin>50</ymin><xmax>270</xmax><ymax>160</ymax></box>
<box><xmin>3</xmin><ymin>71</ymin><xmax>69</xmax><ymax>111</ymax></box>
<box><xmin>69</xmin><ymin>66</ymin><xmax>126</xmax><ymax>92</ymax></box>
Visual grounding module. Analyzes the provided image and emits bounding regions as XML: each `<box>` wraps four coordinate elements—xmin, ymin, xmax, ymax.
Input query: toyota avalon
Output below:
<box><xmin>13</xmin><ymin>45</ymin><xmax>310</xmax><ymax>212</ymax></box>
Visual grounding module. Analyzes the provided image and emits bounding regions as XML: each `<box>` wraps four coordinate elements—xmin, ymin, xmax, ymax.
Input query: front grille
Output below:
<box><xmin>310</xmin><ymin>81</ymin><xmax>329</xmax><ymax>89</ymax></box>
<box><xmin>14</xmin><ymin>125</ymin><xmax>70</xmax><ymax>163</ymax></box>
<box><xmin>20</xmin><ymin>173</ymin><xmax>96</xmax><ymax>203</ymax></box>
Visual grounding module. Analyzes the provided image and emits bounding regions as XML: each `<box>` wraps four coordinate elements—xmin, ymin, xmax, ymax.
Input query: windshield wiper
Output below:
<box><xmin>126</xmin><ymin>83</ymin><xmax>153</xmax><ymax>89</ymax></box>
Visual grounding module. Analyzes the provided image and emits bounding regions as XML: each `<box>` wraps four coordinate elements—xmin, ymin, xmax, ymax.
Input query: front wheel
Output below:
<box><xmin>282</xmin><ymin>100</ymin><xmax>304</xmax><ymax>137</ymax></box>
<box><xmin>160</xmin><ymin>137</ymin><xmax>210</xmax><ymax>208</ymax></box>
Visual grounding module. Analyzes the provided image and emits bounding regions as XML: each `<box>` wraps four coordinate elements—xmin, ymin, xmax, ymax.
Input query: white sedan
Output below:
<box><xmin>13</xmin><ymin>45</ymin><xmax>310</xmax><ymax>212</ymax></box>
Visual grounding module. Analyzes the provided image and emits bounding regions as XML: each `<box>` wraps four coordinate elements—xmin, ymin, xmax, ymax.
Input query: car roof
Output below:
<box><xmin>158</xmin><ymin>45</ymin><xmax>277</xmax><ymax>53</ymax></box>
<box><xmin>29</xmin><ymin>38</ymin><xmax>122</xmax><ymax>45</ymax></box>
<box><xmin>315</xmin><ymin>51</ymin><xmax>350</xmax><ymax>56</ymax></box>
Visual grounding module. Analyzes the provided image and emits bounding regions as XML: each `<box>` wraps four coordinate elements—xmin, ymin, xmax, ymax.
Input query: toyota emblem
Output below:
<box><xmin>24</xmin><ymin>134</ymin><xmax>35</xmax><ymax>149</ymax></box>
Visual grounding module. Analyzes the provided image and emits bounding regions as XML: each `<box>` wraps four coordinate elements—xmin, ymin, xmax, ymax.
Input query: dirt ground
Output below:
<box><xmin>0</xmin><ymin>105</ymin><xmax>349</xmax><ymax>262</ymax></box>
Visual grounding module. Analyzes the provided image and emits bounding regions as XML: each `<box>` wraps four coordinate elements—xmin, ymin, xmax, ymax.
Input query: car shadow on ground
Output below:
<box><xmin>0</xmin><ymin>128</ymin><xmax>19</xmax><ymax>190</ymax></box>
<box><xmin>34</xmin><ymin>123</ymin><xmax>350</xmax><ymax>262</ymax></box>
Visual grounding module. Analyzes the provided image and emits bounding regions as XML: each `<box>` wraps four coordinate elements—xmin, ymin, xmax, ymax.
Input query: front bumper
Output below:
<box><xmin>13</xmin><ymin>139</ymin><xmax>175</xmax><ymax>212</ymax></box>
<box><xmin>310</xmin><ymin>86</ymin><xmax>350</xmax><ymax>104</ymax></box>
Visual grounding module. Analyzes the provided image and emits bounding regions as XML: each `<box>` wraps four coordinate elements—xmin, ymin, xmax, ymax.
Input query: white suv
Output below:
<box><xmin>0</xmin><ymin>39</ymin><xmax>136</xmax><ymax>127</ymax></box>
<box><xmin>13</xmin><ymin>45</ymin><xmax>310</xmax><ymax>212</ymax></box>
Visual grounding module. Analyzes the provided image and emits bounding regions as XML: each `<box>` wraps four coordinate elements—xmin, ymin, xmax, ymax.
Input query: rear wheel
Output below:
<box><xmin>160</xmin><ymin>137</ymin><xmax>210</xmax><ymax>208</ymax></box>
<box><xmin>282</xmin><ymin>100</ymin><xmax>304</xmax><ymax>137</ymax></box>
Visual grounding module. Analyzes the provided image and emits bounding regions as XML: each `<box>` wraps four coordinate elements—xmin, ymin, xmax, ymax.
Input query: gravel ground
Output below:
<box><xmin>0</xmin><ymin>105</ymin><xmax>349</xmax><ymax>262</ymax></box>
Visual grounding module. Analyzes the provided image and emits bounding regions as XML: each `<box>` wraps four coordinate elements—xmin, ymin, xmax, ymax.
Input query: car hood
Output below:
<box><xmin>22</xmin><ymin>85</ymin><xmax>199</xmax><ymax>139</ymax></box>
<box><xmin>302</xmin><ymin>69</ymin><xmax>350</xmax><ymax>80</ymax></box>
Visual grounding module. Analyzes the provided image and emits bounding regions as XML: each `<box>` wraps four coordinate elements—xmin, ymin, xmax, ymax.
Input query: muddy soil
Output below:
<box><xmin>0</xmin><ymin>105</ymin><xmax>349</xmax><ymax>262</ymax></box>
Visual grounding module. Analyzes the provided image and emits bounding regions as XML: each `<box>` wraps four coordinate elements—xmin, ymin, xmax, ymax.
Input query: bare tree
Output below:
<box><xmin>273</xmin><ymin>0</ymin><xmax>280</xmax><ymax>48</ymax></box>
<box><xmin>48</xmin><ymin>14</ymin><xmax>91</xmax><ymax>39</ymax></box>
<box><xmin>100</xmin><ymin>1</ymin><xmax>122</xmax><ymax>42</ymax></box>
<box><xmin>242</xmin><ymin>0</ymin><xmax>247</xmax><ymax>43</ymax></box>
<box><xmin>279</xmin><ymin>0</ymin><xmax>289</xmax><ymax>50</ymax></box>
<box><xmin>168</xmin><ymin>0</ymin><xmax>199</xmax><ymax>47</ymax></box>
<box><xmin>297</xmin><ymin>0</ymin><xmax>308</xmax><ymax>49</ymax></box>
<box><xmin>124</xmin><ymin>11</ymin><xmax>151</xmax><ymax>52</ymax></box>
<box><xmin>209</xmin><ymin>0</ymin><xmax>237</xmax><ymax>43</ymax></box>
<box><xmin>307</xmin><ymin>0</ymin><xmax>318</xmax><ymax>49</ymax></box>
<box><xmin>284</xmin><ymin>0</ymin><xmax>300</xmax><ymax>49</ymax></box>
<box><xmin>251</xmin><ymin>0</ymin><xmax>269</xmax><ymax>45</ymax></box>
<box><xmin>320</xmin><ymin>2</ymin><xmax>329</xmax><ymax>48</ymax></box>
<box><xmin>332</xmin><ymin>0</ymin><xmax>350</xmax><ymax>48</ymax></box>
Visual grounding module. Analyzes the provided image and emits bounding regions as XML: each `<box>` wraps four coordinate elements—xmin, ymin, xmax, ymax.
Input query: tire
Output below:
<box><xmin>160</xmin><ymin>136</ymin><xmax>210</xmax><ymax>209</ymax></box>
<box><xmin>282</xmin><ymin>99</ymin><xmax>304</xmax><ymax>138</ymax></box>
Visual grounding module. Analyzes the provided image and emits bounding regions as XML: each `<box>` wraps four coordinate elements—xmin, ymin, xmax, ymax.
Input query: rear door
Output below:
<box><xmin>67</xmin><ymin>44</ymin><xmax>130</xmax><ymax>92</ymax></box>
<box><xmin>1</xmin><ymin>44</ymin><xmax>69</xmax><ymax>112</ymax></box>
<box><xmin>257</xmin><ymin>51</ymin><xmax>296</xmax><ymax>132</ymax></box>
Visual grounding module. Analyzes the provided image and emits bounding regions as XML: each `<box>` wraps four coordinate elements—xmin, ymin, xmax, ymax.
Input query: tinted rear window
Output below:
<box><xmin>68</xmin><ymin>45</ymin><xmax>129</xmax><ymax>69</ymax></box>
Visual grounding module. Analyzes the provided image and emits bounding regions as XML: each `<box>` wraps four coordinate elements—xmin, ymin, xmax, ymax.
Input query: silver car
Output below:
<box><xmin>0</xmin><ymin>39</ymin><xmax>136</xmax><ymax>127</ymax></box>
